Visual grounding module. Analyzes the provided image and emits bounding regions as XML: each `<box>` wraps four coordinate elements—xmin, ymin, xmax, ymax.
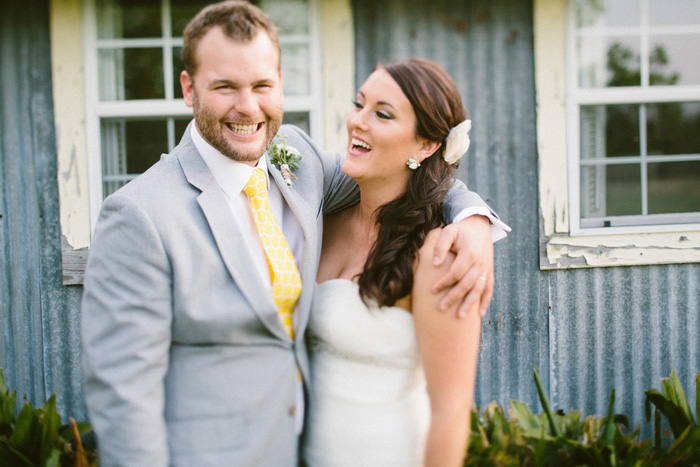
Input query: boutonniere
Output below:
<box><xmin>268</xmin><ymin>135</ymin><xmax>302</xmax><ymax>186</ymax></box>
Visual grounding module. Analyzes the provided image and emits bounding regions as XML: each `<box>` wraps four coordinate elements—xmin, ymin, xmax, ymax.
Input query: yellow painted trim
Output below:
<box><xmin>51</xmin><ymin>0</ymin><xmax>91</xmax><ymax>251</ymax></box>
<box><xmin>534</xmin><ymin>0</ymin><xmax>700</xmax><ymax>269</ymax></box>
<box><xmin>320</xmin><ymin>0</ymin><xmax>354</xmax><ymax>154</ymax></box>
<box><xmin>534</xmin><ymin>0</ymin><xmax>568</xmax><ymax>238</ymax></box>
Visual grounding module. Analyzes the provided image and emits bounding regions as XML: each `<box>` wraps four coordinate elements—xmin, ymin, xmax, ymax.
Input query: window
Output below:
<box><xmin>569</xmin><ymin>0</ymin><xmax>700</xmax><ymax>229</ymax></box>
<box><xmin>534</xmin><ymin>0</ymin><xmax>700</xmax><ymax>268</ymax></box>
<box><xmin>85</xmin><ymin>0</ymin><xmax>322</xmax><ymax>216</ymax></box>
<box><xmin>53</xmin><ymin>0</ymin><xmax>353</xmax><ymax>283</ymax></box>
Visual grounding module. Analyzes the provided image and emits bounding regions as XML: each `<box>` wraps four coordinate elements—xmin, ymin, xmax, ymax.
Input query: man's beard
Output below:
<box><xmin>192</xmin><ymin>91</ymin><xmax>282</xmax><ymax>163</ymax></box>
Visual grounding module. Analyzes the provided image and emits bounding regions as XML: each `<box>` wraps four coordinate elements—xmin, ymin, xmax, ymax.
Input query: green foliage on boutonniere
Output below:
<box><xmin>268</xmin><ymin>135</ymin><xmax>302</xmax><ymax>186</ymax></box>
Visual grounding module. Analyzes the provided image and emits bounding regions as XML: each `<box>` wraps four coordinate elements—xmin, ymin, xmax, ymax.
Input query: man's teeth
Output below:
<box><xmin>352</xmin><ymin>138</ymin><xmax>372</xmax><ymax>151</ymax></box>
<box><xmin>228</xmin><ymin>123</ymin><xmax>258</xmax><ymax>135</ymax></box>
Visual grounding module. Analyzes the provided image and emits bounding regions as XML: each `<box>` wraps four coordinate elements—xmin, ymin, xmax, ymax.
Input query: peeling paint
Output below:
<box><xmin>52</xmin><ymin>0</ymin><xmax>91</xmax><ymax>251</ymax></box>
<box><xmin>541</xmin><ymin>232</ymin><xmax>700</xmax><ymax>269</ymax></box>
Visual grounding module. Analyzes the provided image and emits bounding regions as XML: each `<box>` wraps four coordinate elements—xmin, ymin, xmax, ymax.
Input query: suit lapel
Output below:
<box><xmin>177</xmin><ymin>140</ymin><xmax>291</xmax><ymax>343</ymax></box>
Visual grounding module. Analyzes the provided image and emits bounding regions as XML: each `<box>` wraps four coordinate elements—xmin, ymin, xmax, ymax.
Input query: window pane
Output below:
<box><xmin>648</xmin><ymin>161</ymin><xmax>700</xmax><ymax>214</ymax></box>
<box><xmin>173</xmin><ymin>47</ymin><xmax>184</xmax><ymax>99</ymax></box>
<box><xmin>649</xmin><ymin>35</ymin><xmax>700</xmax><ymax>86</ymax></box>
<box><xmin>580</xmin><ymin>105</ymin><xmax>639</xmax><ymax>159</ymax></box>
<box><xmin>283</xmin><ymin>112</ymin><xmax>310</xmax><ymax>135</ymax></box>
<box><xmin>579</xmin><ymin>37</ymin><xmax>640</xmax><ymax>88</ymax></box>
<box><xmin>97</xmin><ymin>0</ymin><xmax>161</xmax><ymax>39</ymax></box>
<box><xmin>101</xmin><ymin>119</ymin><xmax>167</xmax><ymax>197</ymax></box>
<box><xmin>261</xmin><ymin>0</ymin><xmax>310</xmax><ymax>35</ymax></box>
<box><xmin>649</xmin><ymin>0</ymin><xmax>700</xmax><ymax>26</ymax></box>
<box><xmin>581</xmin><ymin>164</ymin><xmax>642</xmax><ymax>218</ymax></box>
<box><xmin>175</xmin><ymin>118</ymin><xmax>192</xmax><ymax>144</ymax></box>
<box><xmin>576</xmin><ymin>0</ymin><xmax>639</xmax><ymax>28</ymax></box>
<box><xmin>580</xmin><ymin>165</ymin><xmax>607</xmax><ymax>217</ymax></box>
<box><xmin>171</xmin><ymin>0</ymin><xmax>212</xmax><ymax>37</ymax></box>
<box><xmin>281</xmin><ymin>43</ymin><xmax>310</xmax><ymax>95</ymax></box>
<box><xmin>608</xmin><ymin>164</ymin><xmax>642</xmax><ymax>216</ymax></box>
<box><xmin>99</xmin><ymin>48</ymin><xmax>164</xmax><ymax>100</ymax></box>
<box><xmin>647</xmin><ymin>102</ymin><xmax>700</xmax><ymax>156</ymax></box>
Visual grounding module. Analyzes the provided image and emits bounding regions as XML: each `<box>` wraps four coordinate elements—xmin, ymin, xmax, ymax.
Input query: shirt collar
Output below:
<box><xmin>190</xmin><ymin>122</ymin><xmax>269</xmax><ymax>199</ymax></box>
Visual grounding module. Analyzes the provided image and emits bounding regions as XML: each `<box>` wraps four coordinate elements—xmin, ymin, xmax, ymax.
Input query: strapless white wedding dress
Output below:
<box><xmin>302</xmin><ymin>279</ymin><xmax>430</xmax><ymax>467</ymax></box>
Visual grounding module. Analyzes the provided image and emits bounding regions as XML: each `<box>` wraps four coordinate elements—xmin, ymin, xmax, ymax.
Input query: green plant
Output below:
<box><xmin>0</xmin><ymin>369</ymin><xmax>95</xmax><ymax>467</ymax></box>
<box><xmin>465</xmin><ymin>367</ymin><xmax>700</xmax><ymax>466</ymax></box>
<box><xmin>645</xmin><ymin>369</ymin><xmax>700</xmax><ymax>463</ymax></box>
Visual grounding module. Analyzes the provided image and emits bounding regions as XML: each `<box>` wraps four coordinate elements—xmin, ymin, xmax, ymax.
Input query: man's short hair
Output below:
<box><xmin>182</xmin><ymin>0</ymin><xmax>280</xmax><ymax>78</ymax></box>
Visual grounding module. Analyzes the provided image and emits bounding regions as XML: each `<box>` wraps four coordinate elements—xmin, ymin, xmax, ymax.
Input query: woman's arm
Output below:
<box><xmin>412</xmin><ymin>228</ymin><xmax>482</xmax><ymax>467</ymax></box>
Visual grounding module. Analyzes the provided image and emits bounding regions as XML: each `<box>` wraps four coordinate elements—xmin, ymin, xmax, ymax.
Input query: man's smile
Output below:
<box><xmin>226</xmin><ymin>122</ymin><xmax>264</xmax><ymax>137</ymax></box>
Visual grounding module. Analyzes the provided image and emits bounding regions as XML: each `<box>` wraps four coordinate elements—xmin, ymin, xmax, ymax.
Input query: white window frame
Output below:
<box><xmin>534</xmin><ymin>0</ymin><xmax>700</xmax><ymax>269</ymax></box>
<box><xmin>83</xmin><ymin>0</ymin><xmax>324</xmax><ymax>232</ymax></box>
<box><xmin>567</xmin><ymin>0</ymin><xmax>700</xmax><ymax>232</ymax></box>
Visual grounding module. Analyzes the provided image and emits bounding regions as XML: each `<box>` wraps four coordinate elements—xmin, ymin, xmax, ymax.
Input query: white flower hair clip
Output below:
<box><xmin>443</xmin><ymin>119</ymin><xmax>472</xmax><ymax>165</ymax></box>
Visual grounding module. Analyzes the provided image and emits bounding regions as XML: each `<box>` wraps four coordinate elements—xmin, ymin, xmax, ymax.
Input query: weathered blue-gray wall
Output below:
<box><xmin>354</xmin><ymin>0</ymin><xmax>699</xmax><ymax>435</ymax></box>
<box><xmin>0</xmin><ymin>0</ymin><xmax>87</xmax><ymax>420</ymax></box>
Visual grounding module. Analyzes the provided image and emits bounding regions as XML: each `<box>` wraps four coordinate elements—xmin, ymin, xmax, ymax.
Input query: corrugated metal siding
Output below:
<box><xmin>0</xmin><ymin>0</ymin><xmax>87</xmax><ymax>419</ymax></box>
<box><xmin>354</xmin><ymin>0</ymin><xmax>699</xmax><ymax>434</ymax></box>
<box><xmin>549</xmin><ymin>265</ymin><xmax>700</xmax><ymax>430</ymax></box>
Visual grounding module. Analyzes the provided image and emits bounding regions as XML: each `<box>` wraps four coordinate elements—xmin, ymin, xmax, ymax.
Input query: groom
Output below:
<box><xmin>81</xmin><ymin>1</ymin><xmax>506</xmax><ymax>466</ymax></box>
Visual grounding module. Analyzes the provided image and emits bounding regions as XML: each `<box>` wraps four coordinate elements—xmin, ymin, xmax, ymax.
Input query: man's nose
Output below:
<box><xmin>233</xmin><ymin>88</ymin><xmax>259</xmax><ymax>116</ymax></box>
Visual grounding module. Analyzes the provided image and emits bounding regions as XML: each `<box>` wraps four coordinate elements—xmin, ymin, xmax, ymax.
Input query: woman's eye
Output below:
<box><xmin>351</xmin><ymin>100</ymin><xmax>363</xmax><ymax>109</ymax></box>
<box><xmin>377</xmin><ymin>111</ymin><xmax>393</xmax><ymax>120</ymax></box>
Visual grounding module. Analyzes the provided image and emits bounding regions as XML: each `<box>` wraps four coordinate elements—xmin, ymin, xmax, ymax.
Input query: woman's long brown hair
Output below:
<box><xmin>358</xmin><ymin>58</ymin><xmax>467</xmax><ymax>307</ymax></box>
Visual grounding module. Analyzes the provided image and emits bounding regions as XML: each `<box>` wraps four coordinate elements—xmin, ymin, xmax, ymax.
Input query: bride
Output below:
<box><xmin>303</xmin><ymin>58</ymin><xmax>483</xmax><ymax>466</ymax></box>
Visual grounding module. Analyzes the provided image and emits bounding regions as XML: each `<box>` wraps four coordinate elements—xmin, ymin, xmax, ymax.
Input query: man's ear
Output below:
<box><xmin>418</xmin><ymin>139</ymin><xmax>442</xmax><ymax>162</ymax></box>
<box><xmin>181</xmin><ymin>71</ymin><xmax>194</xmax><ymax>107</ymax></box>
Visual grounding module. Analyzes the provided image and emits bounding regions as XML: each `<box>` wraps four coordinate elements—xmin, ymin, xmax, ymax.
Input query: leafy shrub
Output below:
<box><xmin>0</xmin><ymin>369</ymin><xmax>96</xmax><ymax>467</ymax></box>
<box><xmin>465</xmin><ymin>367</ymin><xmax>700</xmax><ymax>466</ymax></box>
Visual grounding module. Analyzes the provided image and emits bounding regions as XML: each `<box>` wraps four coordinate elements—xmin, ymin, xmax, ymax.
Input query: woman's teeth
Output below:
<box><xmin>352</xmin><ymin>138</ymin><xmax>372</xmax><ymax>151</ymax></box>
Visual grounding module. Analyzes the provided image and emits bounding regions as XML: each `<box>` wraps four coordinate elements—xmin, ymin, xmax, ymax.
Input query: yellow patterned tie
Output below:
<box><xmin>244</xmin><ymin>168</ymin><xmax>302</xmax><ymax>338</ymax></box>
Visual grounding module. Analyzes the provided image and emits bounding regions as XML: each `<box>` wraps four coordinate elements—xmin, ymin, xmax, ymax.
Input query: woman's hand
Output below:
<box><xmin>430</xmin><ymin>215</ymin><xmax>494</xmax><ymax>317</ymax></box>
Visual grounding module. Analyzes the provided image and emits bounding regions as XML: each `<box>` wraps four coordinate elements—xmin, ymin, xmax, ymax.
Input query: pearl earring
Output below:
<box><xmin>406</xmin><ymin>157</ymin><xmax>421</xmax><ymax>170</ymax></box>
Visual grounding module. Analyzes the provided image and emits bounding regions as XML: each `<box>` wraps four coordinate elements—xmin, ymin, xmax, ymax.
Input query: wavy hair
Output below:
<box><xmin>358</xmin><ymin>58</ymin><xmax>467</xmax><ymax>307</ymax></box>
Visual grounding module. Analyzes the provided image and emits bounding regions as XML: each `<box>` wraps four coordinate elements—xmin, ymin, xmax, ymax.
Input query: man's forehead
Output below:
<box><xmin>193</xmin><ymin>27</ymin><xmax>280</xmax><ymax>70</ymax></box>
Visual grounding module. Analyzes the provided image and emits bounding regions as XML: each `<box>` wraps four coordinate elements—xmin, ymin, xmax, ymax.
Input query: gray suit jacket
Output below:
<box><xmin>81</xmin><ymin>124</ymin><xmax>491</xmax><ymax>466</ymax></box>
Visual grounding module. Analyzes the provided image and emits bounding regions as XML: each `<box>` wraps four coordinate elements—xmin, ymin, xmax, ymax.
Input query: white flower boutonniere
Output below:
<box><xmin>443</xmin><ymin>119</ymin><xmax>472</xmax><ymax>165</ymax></box>
<box><xmin>268</xmin><ymin>135</ymin><xmax>302</xmax><ymax>186</ymax></box>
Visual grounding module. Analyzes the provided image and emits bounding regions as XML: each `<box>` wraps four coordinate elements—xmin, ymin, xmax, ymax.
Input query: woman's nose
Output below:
<box><xmin>347</xmin><ymin>108</ymin><xmax>369</xmax><ymax>131</ymax></box>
